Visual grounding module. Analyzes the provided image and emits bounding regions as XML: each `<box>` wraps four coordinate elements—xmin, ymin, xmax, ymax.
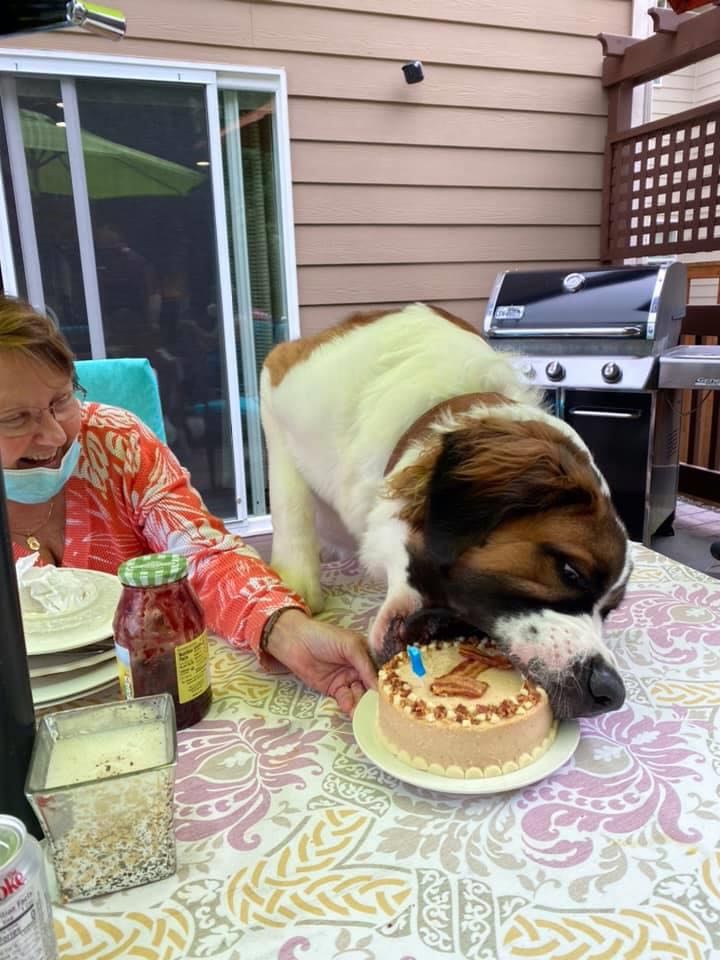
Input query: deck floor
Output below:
<box><xmin>652</xmin><ymin>495</ymin><xmax>720</xmax><ymax>580</ymax></box>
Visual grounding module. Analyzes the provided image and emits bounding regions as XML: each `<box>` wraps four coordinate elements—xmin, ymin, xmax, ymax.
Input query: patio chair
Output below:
<box><xmin>74</xmin><ymin>357</ymin><xmax>166</xmax><ymax>442</ymax></box>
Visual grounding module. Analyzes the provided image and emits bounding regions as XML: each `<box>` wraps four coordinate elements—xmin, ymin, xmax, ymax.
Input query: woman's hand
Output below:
<box><xmin>264</xmin><ymin>609</ymin><xmax>377</xmax><ymax>716</ymax></box>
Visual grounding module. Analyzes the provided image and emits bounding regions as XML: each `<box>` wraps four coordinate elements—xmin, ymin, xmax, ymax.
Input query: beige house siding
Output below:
<box><xmin>0</xmin><ymin>0</ymin><xmax>631</xmax><ymax>334</ymax></box>
<box><xmin>696</xmin><ymin>53</ymin><xmax>720</xmax><ymax>106</ymax></box>
<box><xmin>649</xmin><ymin>67</ymin><xmax>696</xmax><ymax>121</ymax></box>
<box><xmin>649</xmin><ymin>54</ymin><xmax>720</xmax><ymax>122</ymax></box>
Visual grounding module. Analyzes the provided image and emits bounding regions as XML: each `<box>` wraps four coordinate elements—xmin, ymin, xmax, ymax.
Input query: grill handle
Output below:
<box><xmin>568</xmin><ymin>408</ymin><xmax>643</xmax><ymax>420</ymax></box>
<box><xmin>489</xmin><ymin>326</ymin><xmax>643</xmax><ymax>338</ymax></box>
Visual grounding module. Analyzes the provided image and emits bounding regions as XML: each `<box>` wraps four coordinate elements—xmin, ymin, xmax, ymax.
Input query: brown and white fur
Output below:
<box><xmin>260</xmin><ymin>303</ymin><xmax>631</xmax><ymax>718</ymax></box>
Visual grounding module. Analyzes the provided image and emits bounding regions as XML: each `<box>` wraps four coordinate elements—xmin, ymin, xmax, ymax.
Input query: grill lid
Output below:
<box><xmin>484</xmin><ymin>263</ymin><xmax>686</xmax><ymax>344</ymax></box>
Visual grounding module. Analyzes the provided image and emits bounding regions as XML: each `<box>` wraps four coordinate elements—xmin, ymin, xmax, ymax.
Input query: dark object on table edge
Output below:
<box><xmin>0</xmin><ymin>469</ymin><xmax>41</xmax><ymax>836</ymax></box>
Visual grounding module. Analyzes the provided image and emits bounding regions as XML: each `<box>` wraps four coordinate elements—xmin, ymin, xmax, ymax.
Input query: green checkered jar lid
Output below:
<box><xmin>118</xmin><ymin>552</ymin><xmax>188</xmax><ymax>587</ymax></box>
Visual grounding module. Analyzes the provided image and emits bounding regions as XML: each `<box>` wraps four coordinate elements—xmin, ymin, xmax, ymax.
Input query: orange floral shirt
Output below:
<box><xmin>11</xmin><ymin>402</ymin><xmax>308</xmax><ymax>657</ymax></box>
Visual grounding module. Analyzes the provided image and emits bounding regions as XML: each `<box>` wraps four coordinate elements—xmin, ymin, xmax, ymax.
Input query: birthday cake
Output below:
<box><xmin>377</xmin><ymin>640</ymin><xmax>557</xmax><ymax>778</ymax></box>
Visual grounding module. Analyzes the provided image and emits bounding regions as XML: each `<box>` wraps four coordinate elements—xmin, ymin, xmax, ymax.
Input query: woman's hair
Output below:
<box><xmin>0</xmin><ymin>295</ymin><xmax>76</xmax><ymax>382</ymax></box>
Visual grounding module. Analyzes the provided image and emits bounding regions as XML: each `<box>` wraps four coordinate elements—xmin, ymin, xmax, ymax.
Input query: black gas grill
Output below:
<box><xmin>483</xmin><ymin>263</ymin><xmax>688</xmax><ymax>543</ymax></box>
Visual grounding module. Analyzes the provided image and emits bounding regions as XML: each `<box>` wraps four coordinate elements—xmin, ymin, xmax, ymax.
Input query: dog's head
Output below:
<box><xmin>389</xmin><ymin>415</ymin><xmax>631</xmax><ymax>719</ymax></box>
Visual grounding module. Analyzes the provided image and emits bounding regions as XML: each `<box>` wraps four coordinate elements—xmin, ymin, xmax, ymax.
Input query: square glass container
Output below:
<box><xmin>25</xmin><ymin>693</ymin><xmax>177</xmax><ymax>902</ymax></box>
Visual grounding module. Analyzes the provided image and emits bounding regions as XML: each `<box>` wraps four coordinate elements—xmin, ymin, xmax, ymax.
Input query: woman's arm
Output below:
<box><xmin>89</xmin><ymin>407</ymin><xmax>376</xmax><ymax>712</ymax></box>
<box><xmin>121</xmin><ymin>419</ymin><xmax>308</xmax><ymax>658</ymax></box>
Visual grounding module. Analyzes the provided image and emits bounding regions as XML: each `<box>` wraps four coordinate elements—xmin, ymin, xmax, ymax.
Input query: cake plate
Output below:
<box><xmin>352</xmin><ymin>690</ymin><xmax>581</xmax><ymax>795</ymax></box>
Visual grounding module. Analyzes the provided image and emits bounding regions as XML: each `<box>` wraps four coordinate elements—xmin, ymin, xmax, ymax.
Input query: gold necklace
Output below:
<box><xmin>12</xmin><ymin>499</ymin><xmax>55</xmax><ymax>551</ymax></box>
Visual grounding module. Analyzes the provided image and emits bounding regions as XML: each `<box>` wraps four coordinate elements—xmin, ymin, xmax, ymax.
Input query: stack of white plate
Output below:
<box><xmin>22</xmin><ymin>569</ymin><xmax>123</xmax><ymax>708</ymax></box>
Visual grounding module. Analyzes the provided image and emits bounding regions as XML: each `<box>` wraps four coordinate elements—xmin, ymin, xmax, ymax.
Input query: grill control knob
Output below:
<box><xmin>519</xmin><ymin>361</ymin><xmax>536</xmax><ymax>380</ymax></box>
<box><xmin>601</xmin><ymin>362</ymin><xmax>622</xmax><ymax>384</ymax></box>
<box><xmin>545</xmin><ymin>361</ymin><xmax>566</xmax><ymax>382</ymax></box>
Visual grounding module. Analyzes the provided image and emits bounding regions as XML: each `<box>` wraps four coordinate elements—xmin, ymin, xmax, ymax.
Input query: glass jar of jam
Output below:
<box><xmin>113</xmin><ymin>553</ymin><xmax>212</xmax><ymax>729</ymax></box>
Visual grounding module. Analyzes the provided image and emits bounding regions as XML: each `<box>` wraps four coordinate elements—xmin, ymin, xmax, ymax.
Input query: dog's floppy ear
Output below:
<box><xmin>424</xmin><ymin>417</ymin><xmax>597</xmax><ymax>568</ymax></box>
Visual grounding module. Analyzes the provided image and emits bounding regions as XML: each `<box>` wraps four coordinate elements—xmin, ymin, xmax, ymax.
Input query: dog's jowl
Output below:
<box><xmin>260</xmin><ymin>303</ymin><xmax>631</xmax><ymax>719</ymax></box>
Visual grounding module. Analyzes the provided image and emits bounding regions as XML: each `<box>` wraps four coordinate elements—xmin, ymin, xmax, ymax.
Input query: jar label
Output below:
<box><xmin>175</xmin><ymin>632</ymin><xmax>210</xmax><ymax>704</ymax></box>
<box><xmin>114</xmin><ymin>643</ymin><xmax>134</xmax><ymax>700</ymax></box>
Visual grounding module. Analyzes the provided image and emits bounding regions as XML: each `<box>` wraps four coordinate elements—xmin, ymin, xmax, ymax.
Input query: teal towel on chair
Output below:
<box><xmin>75</xmin><ymin>358</ymin><xmax>167</xmax><ymax>442</ymax></box>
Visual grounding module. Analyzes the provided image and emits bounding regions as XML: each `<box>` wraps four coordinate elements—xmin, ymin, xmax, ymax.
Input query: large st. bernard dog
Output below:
<box><xmin>260</xmin><ymin>303</ymin><xmax>631</xmax><ymax>719</ymax></box>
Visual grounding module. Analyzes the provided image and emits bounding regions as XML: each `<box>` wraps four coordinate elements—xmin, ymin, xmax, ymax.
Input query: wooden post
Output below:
<box><xmin>601</xmin><ymin>81</ymin><xmax>635</xmax><ymax>263</ymax></box>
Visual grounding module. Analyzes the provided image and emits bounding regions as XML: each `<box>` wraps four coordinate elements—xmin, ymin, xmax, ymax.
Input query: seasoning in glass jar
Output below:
<box><xmin>113</xmin><ymin>553</ymin><xmax>212</xmax><ymax>729</ymax></box>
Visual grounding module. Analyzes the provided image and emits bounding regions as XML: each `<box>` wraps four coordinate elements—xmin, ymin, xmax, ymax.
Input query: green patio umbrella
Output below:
<box><xmin>20</xmin><ymin>108</ymin><xmax>206</xmax><ymax>199</ymax></box>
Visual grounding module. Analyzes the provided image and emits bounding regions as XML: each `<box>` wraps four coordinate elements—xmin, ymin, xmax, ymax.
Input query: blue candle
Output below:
<box><xmin>407</xmin><ymin>644</ymin><xmax>426</xmax><ymax>678</ymax></box>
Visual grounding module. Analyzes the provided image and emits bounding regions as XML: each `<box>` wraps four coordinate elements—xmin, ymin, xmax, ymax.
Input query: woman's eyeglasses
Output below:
<box><xmin>0</xmin><ymin>386</ymin><xmax>87</xmax><ymax>438</ymax></box>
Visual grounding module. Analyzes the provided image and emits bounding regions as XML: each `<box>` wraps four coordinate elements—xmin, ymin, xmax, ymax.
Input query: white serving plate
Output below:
<box><xmin>22</xmin><ymin>569</ymin><xmax>122</xmax><ymax>655</ymax></box>
<box><xmin>31</xmin><ymin>659</ymin><xmax>119</xmax><ymax>707</ymax></box>
<box><xmin>37</xmin><ymin>679</ymin><xmax>119</xmax><ymax>711</ymax></box>
<box><xmin>28</xmin><ymin>647</ymin><xmax>115</xmax><ymax>678</ymax></box>
<box><xmin>352</xmin><ymin>691</ymin><xmax>580</xmax><ymax>796</ymax></box>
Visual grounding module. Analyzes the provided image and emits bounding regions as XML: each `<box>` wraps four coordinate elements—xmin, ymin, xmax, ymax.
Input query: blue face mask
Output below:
<box><xmin>3</xmin><ymin>438</ymin><xmax>82</xmax><ymax>504</ymax></box>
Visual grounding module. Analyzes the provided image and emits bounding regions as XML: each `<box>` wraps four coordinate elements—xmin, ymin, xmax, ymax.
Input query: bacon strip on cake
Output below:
<box><xmin>430</xmin><ymin>677</ymin><xmax>489</xmax><ymax>699</ymax></box>
<box><xmin>458</xmin><ymin>642</ymin><xmax>514</xmax><ymax>670</ymax></box>
<box><xmin>429</xmin><ymin>642</ymin><xmax>515</xmax><ymax>699</ymax></box>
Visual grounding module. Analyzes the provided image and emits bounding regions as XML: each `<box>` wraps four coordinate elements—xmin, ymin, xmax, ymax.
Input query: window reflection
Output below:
<box><xmin>15</xmin><ymin>77</ymin><xmax>90</xmax><ymax>353</ymax></box>
<box><xmin>0</xmin><ymin>101</ymin><xmax>26</xmax><ymax>299</ymax></box>
<box><xmin>1</xmin><ymin>70</ymin><xmax>291</xmax><ymax>522</ymax></box>
<box><xmin>75</xmin><ymin>78</ymin><xmax>234</xmax><ymax>518</ymax></box>
<box><xmin>221</xmin><ymin>90</ymin><xmax>288</xmax><ymax>515</ymax></box>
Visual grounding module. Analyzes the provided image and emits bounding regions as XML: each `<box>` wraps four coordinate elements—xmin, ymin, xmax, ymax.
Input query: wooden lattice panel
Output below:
<box><xmin>605</xmin><ymin>103</ymin><xmax>720</xmax><ymax>260</ymax></box>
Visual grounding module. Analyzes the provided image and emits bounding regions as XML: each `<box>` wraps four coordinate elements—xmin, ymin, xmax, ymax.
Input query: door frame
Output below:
<box><xmin>0</xmin><ymin>49</ymin><xmax>300</xmax><ymax>535</ymax></box>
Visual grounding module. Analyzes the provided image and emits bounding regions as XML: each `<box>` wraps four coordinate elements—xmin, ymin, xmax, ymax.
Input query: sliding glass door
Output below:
<box><xmin>0</xmin><ymin>54</ymin><xmax>298</xmax><ymax>527</ymax></box>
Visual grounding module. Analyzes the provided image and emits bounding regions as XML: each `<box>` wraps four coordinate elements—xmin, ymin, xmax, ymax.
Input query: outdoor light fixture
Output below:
<box><xmin>402</xmin><ymin>60</ymin><xmax>424</xmax><ymax>84</ymax></box>
<box><xmin>0</xmin><ymin>1</ymin><xmax>126</xmax><ymax>40</ymax></box>
<box><xmin>69</xmin><ymin>1</ymin><xmax>126</xmax><ymax>37</ymax></box>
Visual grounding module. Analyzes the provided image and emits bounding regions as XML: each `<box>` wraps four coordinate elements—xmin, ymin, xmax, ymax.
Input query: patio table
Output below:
<box><xmin>50</xmin><ymin>543</ymin><xmax>720</xmax><ymax>960</ymax></box>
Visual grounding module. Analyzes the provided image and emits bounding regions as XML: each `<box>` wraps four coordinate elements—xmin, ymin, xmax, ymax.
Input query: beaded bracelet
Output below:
<box><xmin>259</xmin><ymin>608</ymin><xmax>288</xmax><ymax>653</ymax></box>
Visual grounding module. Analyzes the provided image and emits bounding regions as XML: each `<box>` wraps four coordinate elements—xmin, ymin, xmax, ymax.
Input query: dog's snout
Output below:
<box><xmin>587</xmin><ymin>656</ymin><xmax>625</xmax><ymax>712</ymax></box>
<box><xmin>546</xmin><ymin>655</ymin><xmax>625</xmax><ymax>719</ymax></box>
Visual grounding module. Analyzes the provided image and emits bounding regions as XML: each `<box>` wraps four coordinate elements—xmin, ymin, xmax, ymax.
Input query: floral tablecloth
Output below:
<box><xmin>51</xmin><ymin>544</ymin><xmax>720</xmax><ymax>960</ymax></box>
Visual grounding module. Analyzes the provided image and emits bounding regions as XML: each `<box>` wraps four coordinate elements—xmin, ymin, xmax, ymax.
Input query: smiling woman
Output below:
<box><xmin>0</xmin><ymin>294</ymin><xmax>377</xmax><ymax>718</ymax></box>
<box><xmin>0</xmin><ymin>300</ymin><xmax>80</xmax><ymax>557</ymax></box>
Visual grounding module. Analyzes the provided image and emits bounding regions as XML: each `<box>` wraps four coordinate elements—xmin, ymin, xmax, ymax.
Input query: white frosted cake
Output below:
<box><xmin>377</xmin><ymin>640</ymin><xmax>557</xmax><ymax>778</ymax></box>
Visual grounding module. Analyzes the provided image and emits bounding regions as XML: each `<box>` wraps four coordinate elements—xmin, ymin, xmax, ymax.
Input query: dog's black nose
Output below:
<box><xmin>546</xmin><ymin>655</ymin><xmax>625</xmax><ymax>719</ymax></box>
<box><xmin>587</xmin><ymin>657</ymin><xmax>625</xmax><ymax>712</ymax></box>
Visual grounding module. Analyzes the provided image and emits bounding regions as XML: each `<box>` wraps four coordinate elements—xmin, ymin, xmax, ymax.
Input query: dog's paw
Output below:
<box><xmin>369</xmin><ymin>591</ymin><xmax>423</xmax><ymax>663</ymax></box>
<box><xmin>370</xmin><ymin>613</ymin><xmax>406</xmax><ymax>664</ymax></box>
<box><xmin>403</xmin><ymin>608</ymin><xmax>484</xmax><ymax>646</ymax></box>
<box><xmin>272</xmin><ymin>564</ymin><xmax>325</xmax><ymax>614</ymax></box>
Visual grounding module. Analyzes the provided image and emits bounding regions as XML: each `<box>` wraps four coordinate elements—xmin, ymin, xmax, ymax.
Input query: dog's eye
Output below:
<box><xmin>561</xmin><ymin>562</ymin><xmax>587</xmax><ymax>589</ymax></box>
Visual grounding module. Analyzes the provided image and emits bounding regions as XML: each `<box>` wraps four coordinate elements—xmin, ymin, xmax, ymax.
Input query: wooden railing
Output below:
<box><xmin>597</xmin><ymin>11</ymin><xmax>720</xmax><ymax>504</ymax></box>
<box><xmin>602</xmin><ymin>104</ymin><xmax>720</xmax><ymax>263</ymax></box>
<box><xmin>678</xmin><ymin>263</ymin><xmax>720</xmax><ymax>503</ymax></box>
